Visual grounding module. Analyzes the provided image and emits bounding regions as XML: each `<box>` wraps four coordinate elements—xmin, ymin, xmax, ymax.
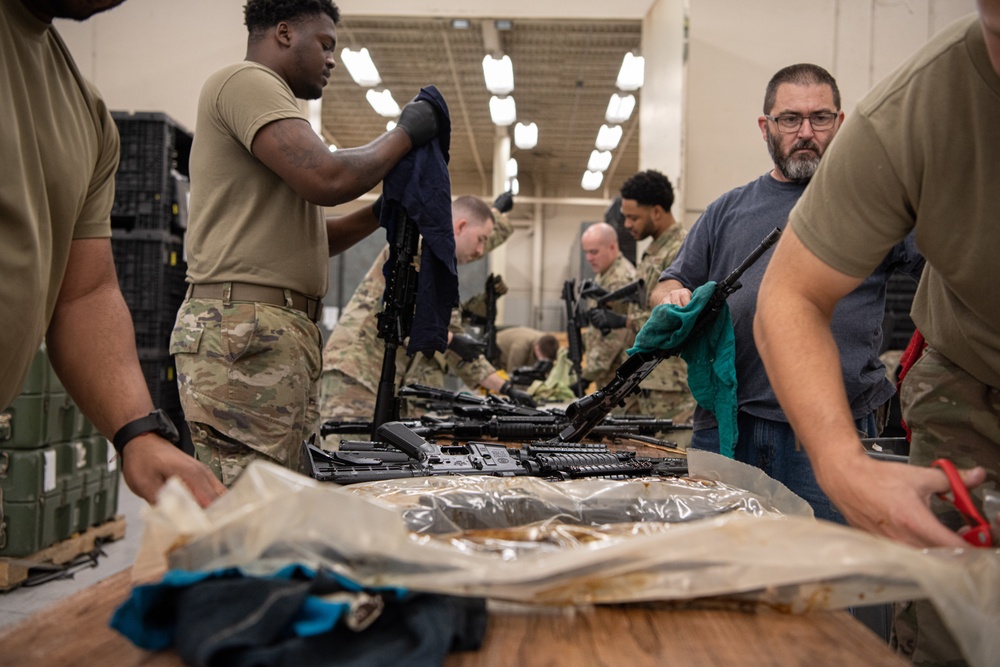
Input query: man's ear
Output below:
<box><xmin>275</xmin><ymin>21</ymin><xmax>293</xmax><ymax>47</ymax></box>
<box><xmin>453</xmin><ymin>218</ymin><xmax>467</xmax><ymax>236</ymax></box>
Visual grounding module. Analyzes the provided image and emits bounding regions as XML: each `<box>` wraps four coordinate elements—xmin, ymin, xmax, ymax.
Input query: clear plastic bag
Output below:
<box><xmin>134</xmin><ymin>450</ymin><xmax>1000</xmax><ymax>667</ymax></box>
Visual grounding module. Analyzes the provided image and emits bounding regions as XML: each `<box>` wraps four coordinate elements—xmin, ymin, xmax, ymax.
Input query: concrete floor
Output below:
<box><xmin>0</xmin><ymin>475</ymin><xmax>146</xmax><ymax>630</ymax></box>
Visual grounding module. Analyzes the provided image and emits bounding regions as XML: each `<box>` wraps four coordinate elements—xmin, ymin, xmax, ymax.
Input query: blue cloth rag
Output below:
<box><xmin>628</xmin><ymin>282</ymin><xmax>739</xmax><ymax>458</ymax></box>
<box><xmin>379</xmin><ymin>85</ymin><xmax>456</xmax><ymax>355</ymax></box>
<box><xmin>110</xmin><ymin>564</ymin><xmax>487</xmax><ymax>666</ymax></box>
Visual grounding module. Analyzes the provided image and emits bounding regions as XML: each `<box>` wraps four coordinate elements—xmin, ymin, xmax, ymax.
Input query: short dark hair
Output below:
<box><xmin>536</xmin><ymin>334</ymin><xmax>559</xmax><ymax>361</ymax></box>
<box><xmin>244</xmin><ymin>0</ymin><xmax>340</xmax><ymax>37</ymax></box>
<box><xmin>763</xmin><ymin>63</ymin><xmax>840</xmax><ymax>115</ymax></box>
<box><xmin>453</xmin><ymin>195</ymin><xmax>493</xmax><ymax>227</ymax></box>
<box><xmin>620</xmin><ymin>170</ymin><xmax>674</xmax><ymax>212</ymax></box>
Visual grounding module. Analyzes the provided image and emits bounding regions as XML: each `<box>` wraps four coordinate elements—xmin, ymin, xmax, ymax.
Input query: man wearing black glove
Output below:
<box><xmin>493</xmin><ymin>190</ymin><xmax>515</xmax><ymax>214</ymax></box>
<box><xmin>588</xmin><ymin>307</ymin><xmax>628</xmax><ymax>335</ymax></box>
<box><xmin>176</xmin><ymin>0</ymin><xmax>444</xmax><ymax>483</ymax></box>
<box><xmin>396</xmin><ymin>98</ymin><xmax>439</xmax><ymax>148</ymax></box>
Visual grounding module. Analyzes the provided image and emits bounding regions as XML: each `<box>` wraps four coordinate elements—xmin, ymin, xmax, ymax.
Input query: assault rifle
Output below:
<box><xmin>371</xmin><ymin>210</ymin><xmax>421</xmax><ymax>439</ymax></box>
<box><xmin>304</xmin><ymin>421</ymin><xmax>687</xmax><ymax>485</ymax></box>
<box><xmin>484</xmin><ymin>273</ymin><xmax>500</xmax><ymax>366</ymax></box>
<box><xmin>562</xmin><ymin>279</ymin><xmax>586</xmax><ymax>396</ymax></box>
<box><xmin>554</xmin><ymin>228</ymin><xmax>783</xmax><ymax>444</ymax></box>
<box><xmin>321</xmin><ymin>384</ymin><xmax>686</xmax><ymax>446</ymax></box>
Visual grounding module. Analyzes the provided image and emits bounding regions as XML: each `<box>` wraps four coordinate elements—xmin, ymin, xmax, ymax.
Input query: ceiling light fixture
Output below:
<box><xmin>366</xmin><ymin>89</ymin><xmax>400</xmax><ymax>118</ymax></box>
<box><xmin>494</xmin><ymin>19</ymin><xmax>513</xmax><ymax>31</ymax></box>
<box><xmin>514</xmin><ymin>122</ymin><xmax>538</xmax><ymax>150</ymax></box>
<box><xmin>505</xmin><ymin>177</ymin><xmax>520</xmax><ymax>196</ymax></box>
<box><xmin>482</xmin><ymin>54</ymin><xmax>514</xmax><ymax>95</ymax></box>
<box><xmin>307</xmin><ymin>99</ymin><xmax>323</xmax><ymax>138</ymax></box>
<box><xmin>616</xmin><ymin>52</ymin><xmax>645</xmax><ymax>91</ymax></box>
<box><xmin>386</xmin><ymin>120</ymin><xmax>397</xmax><ymax>132</ymax></box>
<box><xmin>581</xmin><ymin>170</ymin><xmax>604</xmax><ymax>191</ymax></box>
<box><xmin>595</xmin><ymin>124</ymin><xmax>623</xmax><ymax>151</ymax></box>
<box><xmin>489</xmin><ymin>95</ymin><xmax>516</xmax><ymax>126</ymax></box>
<box><xmin>341</xmin><ymin>47</ymin><xmax>381</xmax><ymax>87</ymax></box>
<box><xmin>605</xmin><ymin>93</ymin><xmax>636</xmax><ymax>124</ymax></box>
<box><xmin>587</xmin><ymin>150</ymin><xmax>612</xmax><ymax>172</ymax></box>
<box><xmin>506</xmin><ymin>157</ymin><xmax>518</xmax><ymax>178</ymax></box>
<box><xmin>451</xmin><ymin>19</ymin><xmax>470</xmax><ymax>29</ymax></box>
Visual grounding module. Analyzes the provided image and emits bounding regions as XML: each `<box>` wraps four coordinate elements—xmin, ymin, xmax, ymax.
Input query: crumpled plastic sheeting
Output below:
<box><xmin>134</xmin><ymin>450</ymin><xmax>1000</xmax><ymax>667</ymax></box>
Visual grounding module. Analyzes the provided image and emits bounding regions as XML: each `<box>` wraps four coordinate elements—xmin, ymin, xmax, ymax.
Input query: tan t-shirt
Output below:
<box><xmin>790</xmin><ymin>15</ymin><xmax>1000</xmax><ymax>387</ymax></box>
<box><xmin>0</xmin><ymin>1</ymin><xmax>118</xmax><ymax>409</ymax></box>
<box><xmin>186</xmin><ymin>62</ymin><xmax>327</xmax><ymax>298</ymax></box>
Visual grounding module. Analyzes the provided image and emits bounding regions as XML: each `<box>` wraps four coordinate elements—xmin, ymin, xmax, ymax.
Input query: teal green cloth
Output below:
<box><xmin>628</xmin><ymin>282</ymin><xmax>738</xmax><ymax>458</ymax></box>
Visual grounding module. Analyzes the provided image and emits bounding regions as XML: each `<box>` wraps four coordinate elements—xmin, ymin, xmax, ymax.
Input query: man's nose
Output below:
<box><xmin>797</xmin><ymin>118</ymin><xmax>816</xmax><ymax>139</ymax></box>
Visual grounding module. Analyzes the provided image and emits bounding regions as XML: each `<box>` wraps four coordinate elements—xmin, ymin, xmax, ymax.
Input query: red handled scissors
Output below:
<box><xmin>931</xmin><ymin>459</ymin><xmax>993</xmax><ymax>547</ymax></box>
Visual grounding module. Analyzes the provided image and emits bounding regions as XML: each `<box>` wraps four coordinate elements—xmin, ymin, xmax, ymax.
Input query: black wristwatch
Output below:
<box><xmin>112</xmin><ymin>409</ymin><xmax>180</xmax><ymax>457</ymax></box>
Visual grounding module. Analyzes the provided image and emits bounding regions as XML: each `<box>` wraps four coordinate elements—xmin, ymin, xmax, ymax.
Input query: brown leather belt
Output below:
<box><xmin>188</xmin><ymin>282</ymin><xmax>322</xmax><ymax>323</ymax></box>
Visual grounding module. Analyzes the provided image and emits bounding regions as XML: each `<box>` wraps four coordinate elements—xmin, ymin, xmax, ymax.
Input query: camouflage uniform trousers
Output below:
<box><xmin>171</xmin><ymin>299</ymin><xmax>322</xmax><ymax>487</ymax></box>
<box><xmin>890</xmin><ymin>346</ymin><xmax>999</xmax><ymax>666</ymax></box>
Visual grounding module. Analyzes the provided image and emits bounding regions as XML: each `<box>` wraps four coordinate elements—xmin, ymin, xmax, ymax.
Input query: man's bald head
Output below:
<box><xmin>581</xmin><ymin>222</ymin><xmax>620</xmax><ymax>275</ymax></box>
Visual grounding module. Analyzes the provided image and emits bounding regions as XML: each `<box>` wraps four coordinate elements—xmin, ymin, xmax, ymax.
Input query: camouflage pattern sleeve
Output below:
<box><xmin>582</xmin><ymin>255</ymin><xmax>636</xmax><ymax>385</ymax></box>
<box><xmin>484</xmin><ymin>208</ymin><xmax>515</xmax><ymax>254</ymax></box>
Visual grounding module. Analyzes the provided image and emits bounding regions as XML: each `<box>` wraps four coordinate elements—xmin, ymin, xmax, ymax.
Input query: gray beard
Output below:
<box><xmin>767</xmin><ymin>131</ymin><xmax>821</xmax><ymax>183</ymax></box>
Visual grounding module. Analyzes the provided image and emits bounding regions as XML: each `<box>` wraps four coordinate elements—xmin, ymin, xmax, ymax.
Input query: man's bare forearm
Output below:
<box><xmin>327</xmin><ymin>205</ymin><xmax>381</xmax><ymax>256</ymax></box>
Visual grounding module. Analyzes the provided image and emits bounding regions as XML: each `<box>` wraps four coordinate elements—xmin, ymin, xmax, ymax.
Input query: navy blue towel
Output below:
<box><xmin>379</xmin><ymin>85</ymin><xmax>455</xmax><ymax>355</ymax></box>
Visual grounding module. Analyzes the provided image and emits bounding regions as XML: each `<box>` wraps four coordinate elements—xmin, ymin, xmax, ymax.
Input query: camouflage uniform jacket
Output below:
<box><xmin>630</xmin><ymin>225</ymin><xmax>691</xmax><ymax>393</ymax></box>
<box><xmin>582</xmin><ymin>254</ymin><xmax>636</xmax><ymax>387</ymax></box>
<box><xmin>322</xmin><ymin>207</ymin><xmax>511</xmax><ymax>394</ymax></box>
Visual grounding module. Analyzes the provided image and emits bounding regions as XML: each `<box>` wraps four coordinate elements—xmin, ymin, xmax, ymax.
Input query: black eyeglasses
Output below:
<box><xmin>764</xmin><ymin>112</ymin><xmax>839</xmax><ymax>133</ymax></box>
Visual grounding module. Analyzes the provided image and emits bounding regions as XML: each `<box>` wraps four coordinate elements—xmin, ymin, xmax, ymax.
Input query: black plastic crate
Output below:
<box><xmin>111</xmin><ymin>230</ymin><xmax>187</xmax><ymax>351</ymax></box>
<box><xmin>137</xmin><ymin>349</ymin><xmax>182</xmax><ymax>416</ymax></box>
<box><xmin>111</xmin><ymin>112</ymin><xmax>192</xmax><ymax>233</ymax></box>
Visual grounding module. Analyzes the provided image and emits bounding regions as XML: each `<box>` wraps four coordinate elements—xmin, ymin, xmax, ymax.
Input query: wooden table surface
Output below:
<box><xmin>0</xmin><ymin>569</ymin><xmax>907</xmax><ymax>666</ymax></box>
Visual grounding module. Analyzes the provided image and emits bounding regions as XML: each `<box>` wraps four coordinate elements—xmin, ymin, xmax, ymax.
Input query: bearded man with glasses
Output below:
<box><xmin>650</xmin><ymin>63</ymin><xmax>924</xmax><ymax>523</ymax></box>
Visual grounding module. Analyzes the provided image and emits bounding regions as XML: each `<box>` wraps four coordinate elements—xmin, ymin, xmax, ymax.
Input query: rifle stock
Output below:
<box><xmin>484</xmin><ymin>273</ymin><xmax>500</xmax><ymax>365</ymax></box>
<box><xmin>562</xmin><ymin>279</ymin><xmax>586</xmax><ymax>396</ymax></box>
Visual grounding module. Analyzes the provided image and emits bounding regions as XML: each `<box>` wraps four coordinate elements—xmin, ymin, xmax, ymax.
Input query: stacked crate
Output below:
<box><xmin>0</xmin><ymin>348</ymin><xmax>119</xmax><ymax>557</ymax></box>
<box><xmin>110</xmin><ymin>111</ymin><xmax>192</xmax><ymax>431</ymax></box>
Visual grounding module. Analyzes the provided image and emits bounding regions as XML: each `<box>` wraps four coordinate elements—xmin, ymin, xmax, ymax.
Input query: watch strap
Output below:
<box><xmin>112</xmin><ymin>409</ymin><xmax>180</xmax><ymax>456</ymax></box>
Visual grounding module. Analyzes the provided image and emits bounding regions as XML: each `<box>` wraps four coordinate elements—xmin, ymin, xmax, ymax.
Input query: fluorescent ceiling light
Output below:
<box><xmin>505</xmin><ymin>177</ymin><xmax>520</xmax><ymax>196</ymax></box>
<box><xmin>328</xmin><ymin>144</ymin><xmax>337</xmax><ymax>152</ymax></box>
<box><xmin>341</xmin><ymin>47</ymin><xmax>381</xmax><ymax>87</ymax></box>
<box><xmin>514</xmin><ymin>122</ymin><xmax>538</xmax><ymax>150</ymax></box>
<box><xmin>616</xmin><ymin>52</ymin><xmax>645</xmax><ymax>91</ymax></box>
<box><xmin>506</xmin><ymin>157</ymin><xmax>518</xmax><ymax>178</ymax></box>
<box><xmin>489</xmin><ymin>95</ymin><xmax>516</xmax><ymax>126</ymax></box>
<box><xmin>581</xmin><ymin>170</ymin><xmax>604</xmax><ymax>191</ymax></box>
<box><xmin>495</xmin><ymin>19</ymin><xmax>513</xmax><ymax>31</ymax></box>
<box><xmin>595</xmin><ymin>124</ymin><xmax>623</xmax><ymax>151</ymax></box>
<box><xmin>587</xmin><ymin>150</ymin><xmax>612</xmax><ymax>172</ymax></box>
<box><xmin>366</xmin><ymin>89</ymin><xmax>400</xmax><ymax>118</ymax></box>
<box><xmin>482</xmin><ymin>55</ymin><xmax>514</xmax><ymax>95</ymax></box>
<box><xmin>451</xmin><ymin>19</ymin><xmax>470</xmax><ymax>29</ymax></box>
<box><xmin>605</xmin><ymin>93</ymin><xmax>635</xmax><ymax>124</ymax></box>
<box><xmin>386</xmin><ymin>120</ymin><xmax>397</xmax><ymax>131</ymax></box>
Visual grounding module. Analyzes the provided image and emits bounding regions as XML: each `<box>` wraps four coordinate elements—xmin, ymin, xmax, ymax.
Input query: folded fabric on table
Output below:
<box><xmin>111</xmin><ymin>563</ymin><xmax>487</xmax><ymax>667</ymax></box>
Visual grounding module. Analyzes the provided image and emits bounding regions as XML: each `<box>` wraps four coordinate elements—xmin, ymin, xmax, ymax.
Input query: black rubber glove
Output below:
<box><xmin>397</xmin><ymin>98</ymin><xmax>438</xmax><ymax>148</ymax></box>
<box><xmin>589</xmin><ymin>308</ymin><xmax>628</xmax><ymax>335</ymax></box>
<box><xmin>569</xmin><ymin>380</ymin><xmax>588</xmax><ymax>398</ymax></box>
<box><xmin>490</xmin><ymin>274</ymin><xmax>508</xmax><ymax>296</ymax></box>
<box><xmin>501</xmin><ymin>381</ymin><xmax>537</xmax><ymax>408</ymax></box>
<box><xmin>493</xmin><ymin>190</ymin><xmax>514</xmax><ymax>214</ymax></box>
<box><xmin>448</xmin><ymin>333</ymin><xmax>486</xmax><ymax>362</ymax></box>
